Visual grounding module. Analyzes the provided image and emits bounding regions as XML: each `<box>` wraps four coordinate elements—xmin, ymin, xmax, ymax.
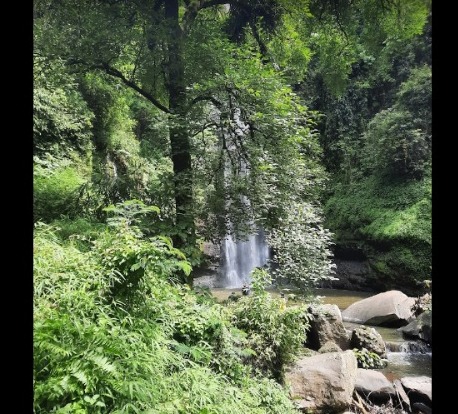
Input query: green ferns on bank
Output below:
<box><xmin>34</xmin><ymin>156</ymin><xmax>91</xmax><ymax>222</ymax></box>
<box><xmin>34</xmin><ymin>214</ymin><xmax>303</xmax><ymax>414</ymax></box>
<box><xmin>325</xmin><ymin>174</ymin><xmax>431</xmax><ymax>282</ymax></box>
<box><xmin>322</xmin><ymin>65</ymin><xmax>431</xmax><ymax>288</ymax></box>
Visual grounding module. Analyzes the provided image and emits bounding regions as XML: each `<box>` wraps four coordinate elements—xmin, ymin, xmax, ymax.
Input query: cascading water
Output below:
<box><xmin>362</xmin><ymin>325</ymin><xmax>432</xmax><ymax>380</ymax></box>
<box><xmin>341</xmin><ymin>319</ymin><xmax>431</xmax><ymax>380</ymax></box>
<box><xmin>221</xmin><ymin>228</ymin><xmax>270</xmax><ymax>288</ymax></box>
<box><xmin>386</xmin><ymin>341</ymin><xmax>431</xmax><ymax>354</ymax></box>
<box><xmin>217</xmin><ymin>107</ymin><xmax>270</xmax><ymax>288</ymax></box>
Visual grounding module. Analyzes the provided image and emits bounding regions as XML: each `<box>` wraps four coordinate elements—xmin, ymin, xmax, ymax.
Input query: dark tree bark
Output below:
<box><xmin>164</xmin><ymin>0</ymin><xmax>195</xmax><ymax>255</ymax></box>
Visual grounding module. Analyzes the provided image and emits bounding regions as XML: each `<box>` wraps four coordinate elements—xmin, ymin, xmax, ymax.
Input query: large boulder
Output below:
<box><xmin>354</xmin><ymin>369</ymin><xmax>396</xmax><ymax>404</ymax></box>
<box><xmin>350</xmin><ymin>326</ymin><xmax>387</xmax><ymax>358</ymax></box>
<box><xmin>306</xmin><ymin>304</ymin><xmax>350</xmax><ymax>350</ymax></box>
<box><xmin>399</xmin><ymin>311</ymin><xmax>432</xmax><ymax>345</ymax></box>
<box><xmin>341</xmin><ymin>290</ymin><xmax>415</xmax><ymax>327</ymax></box>
<box><xmin>285</xmin><ymin>350</ymin><xmax>358</xmax><ymax>413</ymax></box>
<box><xmin>401</xmin><ymin>376</ymin><xmax>432</xmax><ymax>408</ymax></box>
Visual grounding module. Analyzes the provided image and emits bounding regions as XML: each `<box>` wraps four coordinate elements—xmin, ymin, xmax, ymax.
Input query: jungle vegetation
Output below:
<box><xmin>33</xmin><ymin>1</ymin><xmax>431</xmax><ymax>412</ymax></box>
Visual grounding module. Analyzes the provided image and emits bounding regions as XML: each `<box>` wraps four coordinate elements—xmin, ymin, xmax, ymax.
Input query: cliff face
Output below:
<box><xmin>323</xmin><ymin>172</ymin><xmax>431</xmax><ymax>297</ymax></box>
<box><xmin>325</xmin><ymin>238</ymin><xmax>430</xmax><ymax>297</ymax></box>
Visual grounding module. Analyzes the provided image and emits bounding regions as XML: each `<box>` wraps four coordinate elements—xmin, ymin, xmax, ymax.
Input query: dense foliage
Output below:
<box><xmin>230</xmin><ymin>268</ymin><xmax>310</xmax><ymax>382</ymax></box>
<box><xmin>33</xmin><ymin>0</ymin><xmax>431</xmax><ymax>411</ymax></box>
<box><xmin>34</xmin><ymin>1</ymin><xmax>330</xmax><ymax>273</ymax></box>
<box><xmin>34</xmin><ymin>215</ymin><xmax>303</xmax><ymax>413</ymax></box>
<box><xmin>267</xmin><ymin>202</ymin><xmax>336</xmax><ymax>291</ymax></box>
<box><xmin>301</xmin><ymin>9</ymin><xmax>431</xmax><ymax>291</ymax></box>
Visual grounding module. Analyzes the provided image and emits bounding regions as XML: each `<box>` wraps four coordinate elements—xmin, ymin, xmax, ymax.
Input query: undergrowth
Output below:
<box><xmin>34</xmin><ymin>205</ymin><xmax>302</xmax><ymax>414</ymax></box>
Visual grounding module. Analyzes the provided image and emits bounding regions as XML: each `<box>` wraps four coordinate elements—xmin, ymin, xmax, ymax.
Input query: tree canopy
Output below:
<box><xmin>34</xmin><ymin>0</ymin><xmax>431</xmax><ymax>286</ymax></box>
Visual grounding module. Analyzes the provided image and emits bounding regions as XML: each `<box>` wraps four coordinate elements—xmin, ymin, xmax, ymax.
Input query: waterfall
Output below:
<box><xmin>385</xmin><ymin>341</ymin><xmax>432</xmax><ymax>354</ymax></box>
<box><xmin>221</xmin><ymin>228</ymin><xmax>270</xmax><ymax>288</ymax></box>
<box><xmin>216</xmin><ymin>107</ymin><xmax>270</xmax><ymax>288</ymax></box>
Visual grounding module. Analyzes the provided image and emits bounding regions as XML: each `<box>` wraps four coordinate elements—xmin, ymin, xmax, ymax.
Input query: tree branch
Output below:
<box><xmin>332</xmin><ymin>1</ymin><xmax>349</xmax><ymax>42</ymax></box>
<box><xmin>191</xmin><ymin>122</ymin><xmax>219</xmax><ymax>137</ymax></box>
<box><xmin>71</xmin><ymin>59</ymin><xmax>171</xmax><ymax>114</ymax></box>
<box><xmin>188</xmin><ymin>95</ymin><xmax>223</xmax><ymax>110</ymax></box>
<box><xmin>182</xmin><ymin>1</ymin><xmax>204</xmax><ymax>33</ymax></box>
<box><xmin>101</xmin><ymin>63</ymin><xmax>171</xmax><ymax>113</ymax></box>
<box><xmin>248</xmin><ymin>20</ymin><xmax>269</xmax><ymax>60</ymax></box>
<box><xmin>131</xmin><ymin>27</ymin><xmax>146</xmax><ymax>81</ymax></box>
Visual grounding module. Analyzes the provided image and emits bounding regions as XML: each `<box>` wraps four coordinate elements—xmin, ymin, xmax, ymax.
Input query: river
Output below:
<box><xmin>208</xmin><ymin>287</ymin><xmax>431</xmax><ymax>381</ymax></box>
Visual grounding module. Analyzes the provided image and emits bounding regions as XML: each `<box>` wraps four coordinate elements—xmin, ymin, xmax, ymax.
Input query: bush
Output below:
<box><xmin>325</xmin><ymin>174</ymin><xmax>431</xmax><ymax>287</ymax></box>
<box><xmin>34</xmin><ymin>160</ymin><xmax>88</xmax><ymax>222</ymax></box>
<box><xmin>353</xmin><ymin>348</ymin><xmax>387</xmax><ymax>369</ymax></box>
<box><xmin>230</xmin><ymin>269</ymin><xmax>310</xmax><ymax>382</ymax></box>
<box><xmin>267</xmin><ymin>202</ymin><xmax>336</xmax><ymax>293</ymax></box>
<box><xmin>47</xmin><ymin>218</ymin><xmax>108</xmax><ymax>253</ymax></box>
<box><xmin>33</xmin><ymin>69</ymin><xmax>94</xmax><ymax>157</ymax></box>
<box><xmin>93</xmin><ymin>202</ymin><xmax>192</xmax><ymax>304</ymax></box>
<box><xmin>34</xmin><ymin>221</ymin><xmax>302</xmax><ymax>414</ymax></box>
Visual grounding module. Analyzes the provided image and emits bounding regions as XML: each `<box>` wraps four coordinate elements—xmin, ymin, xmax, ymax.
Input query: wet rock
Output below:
<box><xmin>393</xmin><ymin>379</ymin><xmax>411</xmax><ymax>412</ymax></box>
<box><xmin>399</xmin><ymin>311</ymin><xmax>432</xmax><ymax>346</ymax></box>
<box><xmin>412</xmin><ymin>402</ymin><xmax>432</xmax><ymax>414</ymax></box>
<box><xmin>385</xmin><ymin>340</ymin><xmax>431</xmax><ymax>354</ymax></box>
<box><xmin>401</xmin><ymin>376</ymin><xmax>432</xmax><ymax>408</ymax></box>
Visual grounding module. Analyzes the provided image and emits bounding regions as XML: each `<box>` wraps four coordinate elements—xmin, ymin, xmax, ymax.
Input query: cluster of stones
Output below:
<box><xmin>285</xmin><ymin>291</ymin><xmax>432</xmax><ymax>413</ymax></box>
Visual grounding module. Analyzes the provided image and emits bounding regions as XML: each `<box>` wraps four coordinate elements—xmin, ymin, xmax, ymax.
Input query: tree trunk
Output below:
<box><xmin>165</xmin><ymin>1</ymin><xmax>195</xmax><ymax>263</ymax></box>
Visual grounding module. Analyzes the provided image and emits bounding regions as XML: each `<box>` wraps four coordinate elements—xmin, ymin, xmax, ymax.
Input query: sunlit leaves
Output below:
<box><xmin>267</xmin><ymin>202</ymin><xmax>336</xmax><ymax>293</ymax></box>
<box><xmin>34</xmin><ymin>222</ymin><xmax>300</xmax><ymax>414</ymax></box>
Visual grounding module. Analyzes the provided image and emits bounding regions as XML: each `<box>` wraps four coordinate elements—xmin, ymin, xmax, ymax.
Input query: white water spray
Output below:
<box><xmin>215</xmin><ymin>107</ymin><xmax>270</xmax><ymax>288</ymax></box>
<box><xmin>221</xmin><ymin>228</ymin><xmax>270</xmax><ymax>288</ymax></box>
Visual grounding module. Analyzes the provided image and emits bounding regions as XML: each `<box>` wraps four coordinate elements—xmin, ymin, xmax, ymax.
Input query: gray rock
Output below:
<box><xmin>351</xmin><ymin>325</ymin><xmax>387</xmax><ymax>358</ymax></box>
<box><xmin>342</xmin><ymin>290</ymin><xmax>415</xmax><ymax>327</ymax></box>
<box><xmin>318</xmin><ymin>341</ymin><xmax>343</xmax><ymax>354</ymax></box>
<box><xmin>306</xmin><ymin>304</ymin><xmax>350</xmax><ymax>350</ymax></box>
<box><xmin>393</xmin><ymin>379</ymin><xmax>411</xmax><ymax>412</ymax></box>
<box><xmin>355</xmin><ymin>368</ymin><xmax>396</xmax><ymax>404</ymax></box>
<box><xmin>399</xmin><ymin>311</ymin><xmax>432</xmax><ymax>345</ymax></box>
<box><xmin>401</xmin><ymin>376</ymin><xmax>432</xmax><ymax>407</ymax></box>
<box><xmin>285</xmin><ymin>350</ymin><xmax>358</xmax><ymax>413</ymax></box>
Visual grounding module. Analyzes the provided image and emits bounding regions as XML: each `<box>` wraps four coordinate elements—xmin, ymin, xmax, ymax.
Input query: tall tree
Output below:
<box><xmin>34</xmin><ymin>0</ymin><xmax>311</xmax><ymax>246</ymax></box>
<box><xmin>34</xmin><ymin>0</ymin><xmax>429</xmax><ymax>258</ymax></box>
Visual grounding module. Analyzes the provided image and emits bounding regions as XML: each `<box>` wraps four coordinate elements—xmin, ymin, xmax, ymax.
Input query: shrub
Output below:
<box><xmin>34</xmin><ymin>160</ymin><xmax>88</xmax><ymax>222</ymax></box>
<box><xmin>267</xmin><ymin>202</ymin><xmax>336</xmax><ymax>293</ymax></box>
<box><xmin>34</xmin><ymin>223</ymin><xmax>301</xmax><ymax>413</ymax></box>
<box><xmin>353</xmin><ymin>348</ymin><xmax>387</xmax><ymax>369</ymax></box>
<box><xmin>230</xmin><ymin>268</ymin><xmax>310</xmax><ymax>382</ymax></box>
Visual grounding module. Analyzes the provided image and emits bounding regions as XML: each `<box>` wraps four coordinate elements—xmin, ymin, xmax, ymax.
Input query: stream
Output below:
<box><xmin>208</xmin><ymin>287</ymin><xmax>431</xmax><ymax>381</ymax></box>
